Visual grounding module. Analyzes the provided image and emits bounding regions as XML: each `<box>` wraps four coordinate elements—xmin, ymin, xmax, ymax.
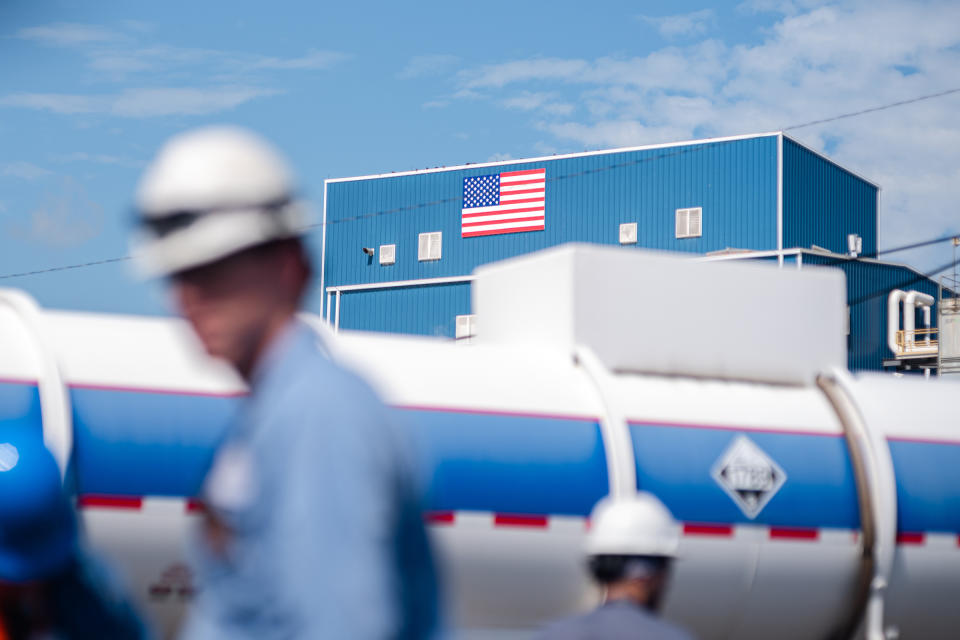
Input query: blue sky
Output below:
<box><xmin>1</xmin><ymin>0</ymin><xmax>958</xmax><ymax>316</ymax></box>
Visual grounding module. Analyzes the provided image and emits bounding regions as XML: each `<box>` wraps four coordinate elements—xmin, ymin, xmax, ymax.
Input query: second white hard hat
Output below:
<box><xmin>133</xmin><ymin>126</ymin><xmax>309</xmax><ymax>277</ymax></box>
<box><xmin>585</xmin><ymin>492</ymin><xmax>680</xmax><ymax>558</ymax></box>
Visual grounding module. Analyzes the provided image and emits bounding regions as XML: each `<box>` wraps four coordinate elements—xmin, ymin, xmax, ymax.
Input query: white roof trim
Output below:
<box><xmin>326</xmin><ymin>275</ymin><xmax>473</xmax><ymax>293</ymax></box>
<box><xmin>700</xmin><ymin>249</ymin><xmax>802</xmax><ymax>263</ymax></box>
<box><xmin>322</xmin><ymin>245</ymin><xmax>952</xmax><ymax>296</ymax></box>
<box><xmin>326</xmin><ymin>131</ymin><xmax>782</xmax><ymax>184</ymax></box>
<box><xmin>705</xmin><ymin>247</ymin><xmax>951</xmax><ymax>294</ymax></box>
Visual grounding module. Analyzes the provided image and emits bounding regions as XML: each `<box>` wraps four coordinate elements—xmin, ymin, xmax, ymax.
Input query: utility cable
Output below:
<box><xmin>784</xmin><ymin>86</ymin><xmax>960</xmax><ymax>131</ymax></box>
<box><xmin>0</xmin><ymin>256</ymin><xmax>131</xmax><ymax>281</ymax></box>
<box><xmin>849</xmin><ymin>255</ymin><xmax>960</xmax><ymax>306</ymax></box>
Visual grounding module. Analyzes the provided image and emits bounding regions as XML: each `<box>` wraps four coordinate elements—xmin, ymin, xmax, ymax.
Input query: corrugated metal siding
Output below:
<box><xmin>801</xmin><ymin>254</ymin><xmax>939</xmax><ymax>370</ymax></box>
<box><xmin>782</xmin><ymin>137</ymin><xmax>878</xmax><ymax>257</ymax></box>
<box><xmin>335</xmin><ymin>281</ymin><xmax>471</xmax><ymax>337</ymax></box>
<box><xmin>324</xmin><ymin>135</ymin><xmax>779</xmax><ymax>294</ymax></box>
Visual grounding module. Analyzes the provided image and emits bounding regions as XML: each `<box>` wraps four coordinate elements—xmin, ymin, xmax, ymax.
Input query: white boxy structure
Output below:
<box><xmin>473</xmin><ymin>244</ymin><xmax>847</xmax><ymax>385</ymax></box>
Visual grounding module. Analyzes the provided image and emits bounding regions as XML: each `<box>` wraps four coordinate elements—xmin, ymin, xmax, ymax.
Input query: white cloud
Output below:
<box><xmin>458</xmin><ymin>42</ymin><xmax>728</xmax><ymax>95</ymax></box>
<box><xmin>252</xmin><ymin>49</ymin><xmax>348</xmax><ymax>70</ymax></box>
<box><xmin>451</xmin><ymin>0</ymin><xmax>960</xmax><ymax>274</ymax></box>
<box><xmin>11</xmin><ymin>178</ymin><xmax>104</xmax><ymax>247</ymax></box>
<box><xmin>1</xmin><ymin>162</ymin><xmax>53</xmax><ymax>180</ymax></box>
<box><xmin>0</xmin><ymin>86</ymin><xmax>279</xmax><ymax>118</ymax></box>
<box><xmin>640</xmin><ymin>9</ymin><xmax>716</xmax><ymax>38</ymax></box>
<box><xmin>398</xmin><ymin>55</ymin><xmax>460</xmax><ymax>79</ymax></box>
<box><xmin>501</xmin><ymin>92</ymin><xmax>574</xmax><ymax>116</ymax></box>
<box><xmin>51</xmin><ymin>152</ymin><xmax>142</xmax><ymax>168</ymax></box>
<box><xmin>487</xmin><ymin>152</ymin><xmax>514</xmax><ymax>162</ymax></box>
<box><xmin>82</xmin><ymin>44</ymin><xmax>350</xmax><ymax>78</ymax></box>
<box><xmin>0</xmin><ymin>93</ymin><xmax>99</xmax><ymax>114</ymax></box>
<box><xmin>16</xmin><ymin>22</ymin><xmax>121</xmax><ymax>46</ymax></box>
<box><xmin>111</xmin><ymin>86</ymin><xmax>280</xmax><ymax>117</ymax></box>
<box><xmin>460</xmin><ymin>58</ymin><xmax>590</xmax><ymax>89</ymax></box>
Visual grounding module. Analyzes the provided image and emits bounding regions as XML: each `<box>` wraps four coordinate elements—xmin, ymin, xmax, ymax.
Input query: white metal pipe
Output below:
<box><xmin>334</xmin><ymin>290</ymin><xmax>341</xmax><ymax>333</ymax></box>
<box><xmin>923</xmin><ymin>306</ymin><xmax>932</xmax><ymax>346</ymax></box>
<box><xmin>887</xmin><ymin>290</ymin><xmax>906</xmax><ymax>354</ymax></box>
<box><xmin>904</xmin><ymin>291</ymin><xmax>935</xmax><ymax>348</ymax></box>
<box><xmin>0</xmin><ymin>289</ymin><xmax>73</xmax><ymax>478</ymax></box>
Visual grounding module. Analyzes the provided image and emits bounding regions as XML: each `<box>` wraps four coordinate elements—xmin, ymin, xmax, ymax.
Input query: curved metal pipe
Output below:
<box><xmin>0</xmin><ymin>289</ymin><xmax>73</xmax><ymax>478</ymax></box>
<box><xmin>817</xmin><ymin>369</ymin><xmax>898</xmax><ymax>640</ymax></box>
<box><xmin>904</xmin><ymin>291</ymin><xmax>935</xmax><ymax>348</ymax></box>
<box><xmin>887</xmin><ymin>290</ymin><xmax>906</xmax><ymax>354</ymax></box>
<box><xmin>574</xmin><ymin>345</ymin><xmax>637</xmax><ymax>499</ymax></box>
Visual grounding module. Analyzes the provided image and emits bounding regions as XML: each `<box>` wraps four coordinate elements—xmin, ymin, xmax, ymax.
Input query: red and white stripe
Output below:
<box><xmin>76</xmin><ymin>499</ymin><xmax>960</xmax><ymax>550</ymax></box>
<box><xmin>461</xmin><ymin>169</ymin><xmax>545</xmax><ymax>238</ymax></box>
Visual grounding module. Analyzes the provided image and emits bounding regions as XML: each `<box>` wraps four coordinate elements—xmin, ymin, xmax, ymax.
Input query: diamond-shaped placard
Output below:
<box><xmin>711</xmin><ymin>435</ymin><xmax>786</xmax><ymax>519</ymax></box>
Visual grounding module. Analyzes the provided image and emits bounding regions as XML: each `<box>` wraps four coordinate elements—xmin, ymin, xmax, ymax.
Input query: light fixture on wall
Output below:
<box><xmin>847</xmin><ymin>234</ymin><xmax>862</xmax><ymax>258</ymax></box>
<box><xmin>361</xmin><ymin>247</ymin><xmax>375</xmax><ymax>256</ymax></box>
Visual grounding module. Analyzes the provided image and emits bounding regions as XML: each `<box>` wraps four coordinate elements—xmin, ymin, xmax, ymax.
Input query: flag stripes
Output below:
<box><xmin>462</xmin><ymin>168</ymin><xmax>545</xmax><ymax>237</ymax></box>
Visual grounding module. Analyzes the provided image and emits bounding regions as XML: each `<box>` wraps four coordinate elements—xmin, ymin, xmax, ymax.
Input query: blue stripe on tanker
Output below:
<box><xmin>0</xmin><ymin>381</ymin><xmax>46</xmax><ymax>445</ymax></box>
<box><xmin>70</xmin><ymin>387</ymin><xmax>237</xmax><ymax>498</ymax></box>
<box><xmin>3</xmin><ymin>382</ymin><xmax>959</xmax><ymax>534</ymax></box>
<box><xmin>400</xmin><ymin>408</ymin><xmax>608</xmax><ymax>517</ymax></box>
<box><xmin>630</xmin><ymin>423</ymin><xmax>860</xmax><ymax>529</ymax></box>
<box><xmin>888</xmin><ymin>439</ymin><xmax>960</xmax><ymax>534</ymax></box>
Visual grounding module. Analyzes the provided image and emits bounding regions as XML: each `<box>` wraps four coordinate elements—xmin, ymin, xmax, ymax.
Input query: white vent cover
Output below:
<box><xmin>619</xmin><ymin>222</ymin><xmax>638</xmax><ymax>245</ymax></box>
<box><xmin>418</xmin><ymin>232</ymin><xmax>442</xmax><ymax>261</ymax></box>
<box><xmin>676</xmin><ymin>207</ymin><xmax>702</xmax><ymax>239</ymax></box>
<box><xmin>379</xmin><ymin>244</ymin><xmax>396</xmax><ymax>265</ymax></box>
<box><xmin>455</xmin><ymin>314</ymin><xmax>476</xmax><ymax>340</ymax></box>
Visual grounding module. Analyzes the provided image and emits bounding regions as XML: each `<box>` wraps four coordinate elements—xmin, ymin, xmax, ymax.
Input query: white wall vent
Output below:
<box><xmin>619</xmin><ymin>222</ymin><xmax>638</xmax><ymax>245</ymax></box>
<box><xmin>675</xmin><ymin>207</ymin><xmax>702</xmax><ymax>239</ymax></box>
<box><xmin>418</xmin><ymin>232</ymin><xmax>442</xmax><ymax>261</ymax></box>
<box><xmin>455</xmin><ymin>314</ymin><xmax>476</xmax><ymax>341</ymax></box>
<box><xmin>379</xmin><ymin>244</ymin><xmax>396</xmax><ymax>265</ymax></box>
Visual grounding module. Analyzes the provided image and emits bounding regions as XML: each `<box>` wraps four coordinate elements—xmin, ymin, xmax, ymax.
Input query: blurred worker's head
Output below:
<box><xmin>171</xmin><ymin>240</ymin><xmax>310</xmax><ymax>377</ymax></box>
<box><xmin>133</xmin><ymin>126</ymin><xmax>312</xmax><ymax>377</ymax></box>
<box><xmin>0</xmin><ymin>436</ymin><xmax>76</xmax><ymax>591</ymax></box>
<box><xmin>585</xmin><ymin>493</ymin><xmax>680</xmax><ymax>611</ymax></box>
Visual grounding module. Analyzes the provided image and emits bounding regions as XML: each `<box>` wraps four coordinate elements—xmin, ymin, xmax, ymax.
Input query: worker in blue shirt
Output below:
<box><xmin>0</xmin><ymin>433</ymin><xmax>147</xmax><ymax>640</ymax></box>
<box><xmin>533</xmin><ymin>493</ymin><xmax>697</xmax><ymax>640</ymax></box>
<box><xmin>132</xmin><ymin>126</ymin><xmax>440</xmax><ymax>639</ymax></box>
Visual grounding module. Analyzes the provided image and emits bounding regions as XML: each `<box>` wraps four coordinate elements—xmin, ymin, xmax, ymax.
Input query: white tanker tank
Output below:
<box><xmin>0</xmin><ymin>245</ymin><xmax>958</xmax><ymax>639</ymax></box>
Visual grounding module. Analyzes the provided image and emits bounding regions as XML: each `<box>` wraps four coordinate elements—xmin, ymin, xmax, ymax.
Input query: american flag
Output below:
<box><xmin>461</xmin><ymin>168</ymin><xmax>546</xmax><ymax>238</ymax></box>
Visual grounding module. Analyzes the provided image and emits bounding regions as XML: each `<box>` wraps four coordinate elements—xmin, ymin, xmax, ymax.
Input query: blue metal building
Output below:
<box><xmin>320</xmin><ymin>131</ymin><xmax>938</xmax><ymax>370</ymax></box>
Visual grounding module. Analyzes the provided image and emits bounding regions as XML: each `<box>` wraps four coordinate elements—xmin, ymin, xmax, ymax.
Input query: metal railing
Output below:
<box><xmin>895</xmin><ymin>328</ymin><xmax>938</xmax><ymax>352</ymax></box>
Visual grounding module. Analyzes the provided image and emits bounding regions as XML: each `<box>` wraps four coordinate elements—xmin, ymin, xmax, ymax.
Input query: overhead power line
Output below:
<box><xmin>0</xmin><ymin>256</ymin><xmax>131</xmax><ymax>281</ymax></box>
<box><xmin>784</xmin><ymin>86</ymin><xmax>960</xmax><ymax>131</ymax></box>
<box><xmin>849</xmin><ymin>254</ymin><xmax>960</xmax><ymax>306</ymax></box>
<box><xmin>3</xmin><ymin>84</ymin><xmax>960</xmax><ymax>283</ymax></box>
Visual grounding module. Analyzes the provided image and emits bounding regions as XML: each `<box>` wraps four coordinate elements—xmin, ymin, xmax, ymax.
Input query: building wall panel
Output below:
<box><xmin>801</xmin><ymin>255</ymin><xmax>938</xmax><ymax>370</ymax></box>
<box><xmin>782</xmin><ymin>138</ymin><xmax>878</xmax><ymax>257</ymax></box>
<box><xmin>324</xmin><ymin>135</ymin><xmax>779</xmax><ymax>297</ymax></box>
<box><xmin>335</xmin><ymin>281</ymin><xmax>471</xmax><ymax>337</ymax></box>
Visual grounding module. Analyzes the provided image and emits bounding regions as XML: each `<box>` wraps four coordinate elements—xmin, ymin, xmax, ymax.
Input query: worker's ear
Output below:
<box><xmin>645</xmin><ymin>570</ymin><xmax>670</xmax><ymax>612</ymax></box>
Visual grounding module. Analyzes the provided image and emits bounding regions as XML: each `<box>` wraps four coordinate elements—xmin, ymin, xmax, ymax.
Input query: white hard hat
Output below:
<box><xmin>132</xmin><ymin>126</ymin><xmax>309</xmax><ymax>277</ymax></box>
<box><xmin>585</xmin><ymin>493</ymin><xmax>680</xmax><ymax>558</ymax></box>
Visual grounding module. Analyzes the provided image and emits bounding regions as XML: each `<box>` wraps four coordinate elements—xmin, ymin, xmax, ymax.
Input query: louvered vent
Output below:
<box><xmin>455</xmin><ymin>314</ymin><xmax>476</xmax><ymax>340</ymax></box>
<box><xmin>619</xmin><ymin>222</ymin><xmax>638</xmax><ymax>245</ymax></box>
<box><xmin>418</xmin><ymin>232</ymin><xmax>442</xmax><ymax>261</ymax></box>
<box><xmin>675</xmin><ymin>207</ymin><xmax>703</xmax><ymax>239</ymax></box>
<box><xmin>379</xmin><ymin>244</ymin><xmax>396</xmax><ymax>265</ymax></box>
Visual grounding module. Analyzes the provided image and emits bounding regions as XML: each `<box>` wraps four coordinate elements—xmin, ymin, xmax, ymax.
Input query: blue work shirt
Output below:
<box><xmin>180</xmin><ymin>321</ymin><xmax>440</xmax><ymax>639</ymax></box>
<box><xmin>533</xmin><ymin>600</ymin><xmax>696</xmax><ymax>640</ymax></box>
